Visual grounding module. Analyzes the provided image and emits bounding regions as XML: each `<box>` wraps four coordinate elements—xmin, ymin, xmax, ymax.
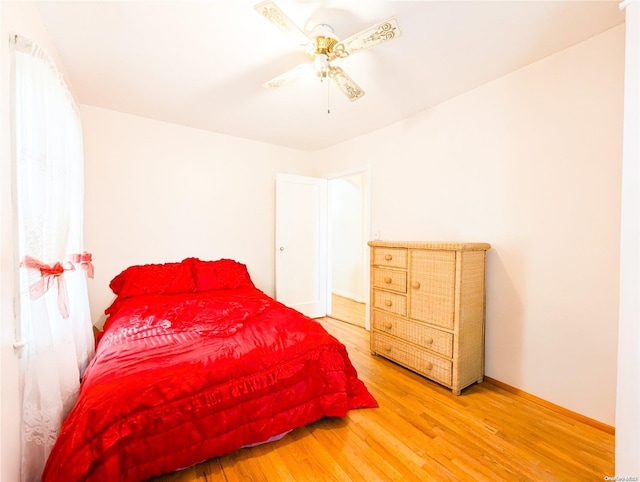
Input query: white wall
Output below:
<box><xmin>312</xmin><ymin>26</ymin><xmax>625</xmax><ymax>426</ymax></box>
<box><xmin>81</xmin><ymin>105</ymin><xmax>313</xmax><ymax>326</ymax></box>
<box><xmin>616</xmin><ymin>0</ymin><xmax>640</xmax><ymax>474</ymax></box>
<box><xmin>0</xmin><ymin>3</ymin><xmax>78</xmax><ymax>480</ymax></box>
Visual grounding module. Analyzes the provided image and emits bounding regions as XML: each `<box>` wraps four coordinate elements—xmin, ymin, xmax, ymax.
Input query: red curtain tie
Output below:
<box><xmin>21</xmin><ymin>256</ymin><xmax>70</xmax><ymax>319</ymax></box>
<box><xmin>66</xmin><ymin>252</ymin><xmax>94</xmax><ymax>279</ymax></box>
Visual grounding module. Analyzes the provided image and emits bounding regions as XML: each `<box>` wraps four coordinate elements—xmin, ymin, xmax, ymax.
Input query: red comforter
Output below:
<box><xmin>42</xmin><ymin>287</ymin><xmax>377</xmax><ymax>481</ymax></box>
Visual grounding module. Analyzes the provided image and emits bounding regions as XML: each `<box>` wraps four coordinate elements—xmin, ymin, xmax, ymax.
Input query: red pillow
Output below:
<box><xmin>109</xmin><ymin>259</ymin><xmax>196</xmax><ymax>298</ymax></box>
<box><xmin>189</xmin><ymin>258</ymin><xmax>255</xmax><ymax>291</ymax></box>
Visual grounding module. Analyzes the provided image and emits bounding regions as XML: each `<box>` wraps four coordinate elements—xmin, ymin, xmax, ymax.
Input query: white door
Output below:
<box><xmin>275</xmin><ymin>173</ymin><xmax>328</xmax><ymax>318</ymax></box>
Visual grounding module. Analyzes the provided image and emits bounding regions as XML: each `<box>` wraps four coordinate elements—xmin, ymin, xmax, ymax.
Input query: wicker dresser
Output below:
<box><xmin>368</xmin><ymin>241</ymin><xmax>490</xmax><ymax>395</ymax></box>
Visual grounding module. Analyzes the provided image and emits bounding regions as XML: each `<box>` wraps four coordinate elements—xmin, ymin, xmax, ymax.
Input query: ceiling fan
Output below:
<box><xmin>254</xmin><ymin>1</ymin><xmax>402</xmax><ymax>102</ymax></box>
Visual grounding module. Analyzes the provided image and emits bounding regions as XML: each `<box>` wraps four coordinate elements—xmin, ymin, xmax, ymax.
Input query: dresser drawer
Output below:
<box><xmin>372</xmin><ymin>332</ymin><xmax>452</xmax><ymax>386</ymax></box>
<box><xmin>372</xmin><ymin>290</ymin><xmax>407</xmax><ymax>316</ymax></box>
<box><xmin>372</xmin><ymin>268</ymin><xmax>407</xmax><ymax>293</ymax></box>
<box><xmin>372</xmin><ymin>248</ymin><xmax>407</xmax><ymax>269</ymax></box>
<box><xmin>372</xmin><ymin>311</ymin><xmax>453</xmax><ymax>358</ymax></box>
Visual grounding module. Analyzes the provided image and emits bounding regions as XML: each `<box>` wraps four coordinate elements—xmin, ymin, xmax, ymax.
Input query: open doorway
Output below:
<box><xmin>327</xmin><ymin>168</ymin><xmax>370</xmax><ymax>329</ymax></box>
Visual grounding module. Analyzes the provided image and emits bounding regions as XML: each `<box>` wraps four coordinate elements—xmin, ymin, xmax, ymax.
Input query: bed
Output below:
<box><xmin>42</xmin><ymin>258</ymin><xmax>377</xmax><ymax>481</ymax></box>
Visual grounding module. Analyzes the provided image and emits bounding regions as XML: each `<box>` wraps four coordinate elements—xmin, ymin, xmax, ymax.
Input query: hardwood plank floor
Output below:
<box><xmin>329</xmin><ymin>293</ymin><xmax>366</xmax><ymax>328</ymax></box>
<box><xmin>153</xmin><ymin>318</ymin><xmax>614</xmax><ymax>481</ymax></box>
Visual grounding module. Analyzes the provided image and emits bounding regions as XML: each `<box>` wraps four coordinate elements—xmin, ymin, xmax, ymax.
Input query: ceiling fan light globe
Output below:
<box><xmin>300</xmin><ymin>63</ymin><xmax>315</xmax><ymax>82</ymax></box>
<box><xmin>313</xmin><ymin>53</ymin><xmax>329</xmax><ymax>72</ymax></box>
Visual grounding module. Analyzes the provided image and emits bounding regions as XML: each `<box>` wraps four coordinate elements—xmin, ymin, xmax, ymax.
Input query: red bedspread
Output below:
<box><xmin>42</xmin><ymin>287</ymin><xmax>377</xmax><ymax>481</ymax></box>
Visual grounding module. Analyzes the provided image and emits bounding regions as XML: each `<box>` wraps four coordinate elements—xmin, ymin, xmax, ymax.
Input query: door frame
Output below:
<box><xmin>325</xmin><ymin>166</ymin><xmax>372</xmax><ymax>330</ymax></box>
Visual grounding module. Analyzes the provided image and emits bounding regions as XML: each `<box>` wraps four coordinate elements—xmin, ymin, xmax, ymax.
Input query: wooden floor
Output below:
<box><xmin>153</xmin><ymin>318</ymin><xmax>614</xmax><ymax>482</ymax></box>
<box><xmin>329</xmin><ymin>293</ymin><xmax>366</xmax><ymax>328</ymax></box>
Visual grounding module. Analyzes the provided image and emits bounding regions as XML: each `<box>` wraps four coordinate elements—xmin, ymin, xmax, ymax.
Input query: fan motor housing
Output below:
<box><xmin>307</xmin><ymin>24</ymin><xmax>339</xmax><ymax>60</ymax></box>
<box><xmin>314</xmin><ymin>36</ymin><xmax>338</xmax><ymax>55</ymax></box>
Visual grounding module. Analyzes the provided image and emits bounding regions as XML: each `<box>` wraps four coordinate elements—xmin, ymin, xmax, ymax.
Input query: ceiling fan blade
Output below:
<box><xmin>330</xmin><ymin>67</ymin><xmax>365</xmax><ymax>102</ymax></box>
<box><xmin>254</xmin><ymin>1</ymin><xmax>311</xmax><ymax>47</ymax></box>
<box><xmin>263</xmin><ymin>64</ymin><xmax>307</xmax><ymax>88</ymax></box>
<box><xmin>333</xmin><ymin>17</ymin><xmax>401</xmax><ymax>58</ymax></box>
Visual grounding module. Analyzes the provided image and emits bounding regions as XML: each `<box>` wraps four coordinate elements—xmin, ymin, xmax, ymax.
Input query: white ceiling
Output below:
<box><xmin>36</xmin><ymin>1</ymin><xmax>624</xmax><ymax>151</ymax></box>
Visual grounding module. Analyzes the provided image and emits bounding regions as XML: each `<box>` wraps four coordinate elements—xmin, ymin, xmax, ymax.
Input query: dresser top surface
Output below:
<box><xmin>368</xmin><ymin>241</ymin><xmax>491</xmax><ymax>251</ymax></box>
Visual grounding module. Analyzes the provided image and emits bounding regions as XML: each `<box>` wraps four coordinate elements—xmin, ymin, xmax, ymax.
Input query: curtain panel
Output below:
<box><xmin>10</xmin><ymin>34</ymin><xmax>95</xmax><ymax>482</ymax></box>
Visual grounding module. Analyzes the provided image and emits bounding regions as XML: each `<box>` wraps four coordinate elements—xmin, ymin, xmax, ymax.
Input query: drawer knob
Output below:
<box><xmin>384</xmin><ymin>277</ymin><xmax>392</xmax><ymax>284</ymax></box>
<box><xmin>384</xmin><ymin>346</ymin><xmax>392</xmax><ymax>353</ymax></box>
<box><xmin>425</xmin><ymin>336</ymin><xmax>434</xmax><ymax>345</ymax></box>
<box><xmin>384</xmin><ymin>322</ymin><xmax>393</xmax><ymax>330</ymax></box>
<box><xmin>412</xmin><ymin>281</ymin><xmax>421</xmax><ymax>289</ymax></box>
<box><xmin>384</xmin><ymin>254</ymin><xmax>393</xmax><ymax>261</ymax></box>
<box><xmin>384</xmin><ymin>300</ymin><xmax>393</xmax><ymax>307</ymax></box>
<box><xmin>426</xmin><ymin>362</ymin><xmax>433</xmax><ymax>371</ymax></box>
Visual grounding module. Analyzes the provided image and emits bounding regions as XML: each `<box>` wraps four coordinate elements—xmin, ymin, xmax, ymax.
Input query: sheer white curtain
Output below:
<box><xmin>10</xmin><ymin>35</ymin><xmax>95</xmax><ymax>482</ymax></box>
